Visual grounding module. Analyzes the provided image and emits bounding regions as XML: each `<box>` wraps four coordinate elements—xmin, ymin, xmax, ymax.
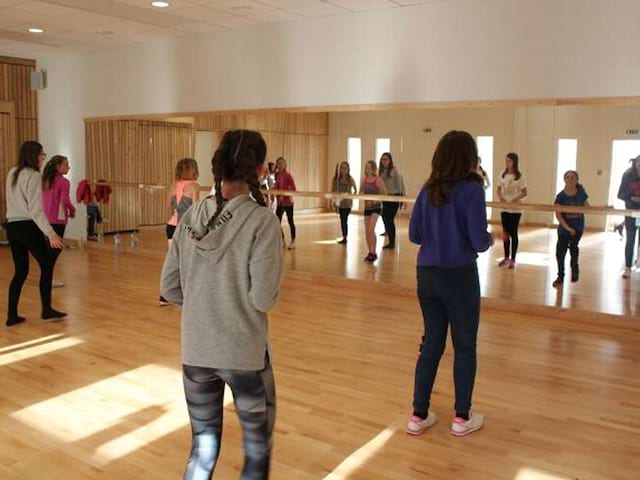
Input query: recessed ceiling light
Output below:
<box><xmin>151</xmin><ymin>1</ymin><xmax>170</xmax><ymax>7</ymax></box>
<box><xmin>28</xmin><ymin>27</ymin><xmax>44</xmax><ymax>34</ymax></box>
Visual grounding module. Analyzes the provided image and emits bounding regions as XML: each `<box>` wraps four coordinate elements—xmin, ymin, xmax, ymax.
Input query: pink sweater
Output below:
<box><xmin>274</xmin><ymin>171</ymin><xmax>296</xmax><ymax>207</ymax></box>
<box><xmin>42</xmin><ymin>175</ymin><xmax>76</xmax><ymax>225</ymax></box>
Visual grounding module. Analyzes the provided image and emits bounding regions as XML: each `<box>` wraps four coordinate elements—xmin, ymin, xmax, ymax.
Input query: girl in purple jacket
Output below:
<box><xmin>407</xmin><ymin>131</ymin><xmax>494</xmax><ymax>438</ymax></box>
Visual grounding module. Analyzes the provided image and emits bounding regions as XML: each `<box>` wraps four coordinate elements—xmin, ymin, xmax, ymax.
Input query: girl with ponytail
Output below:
<box><xmin>161</xmin><ymin>130</ymin><xmax>284</xmax><ymax>480</ymax></box>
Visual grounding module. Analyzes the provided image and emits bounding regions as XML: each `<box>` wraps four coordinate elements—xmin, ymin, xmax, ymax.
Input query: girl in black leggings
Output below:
<box><xmin>497</xmin><ymin>153</ymin><xmax>527</xmax><ymax>269</ymax></box>
<box><xmin>5</xmin><ymin>141</ymin><xmax>65</xmax><ymax>327</ymax></box>
<box><xmin>331</xmin><ymin>161</ymin><xmax>357</xmax><ymax>244</ymax></box>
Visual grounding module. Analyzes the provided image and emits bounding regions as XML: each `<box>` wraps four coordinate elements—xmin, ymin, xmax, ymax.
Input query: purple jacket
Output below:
<box><xmin>409</xmin><ymin>180</ymin><xmax>492</xmax><ymax>268</ymax></box>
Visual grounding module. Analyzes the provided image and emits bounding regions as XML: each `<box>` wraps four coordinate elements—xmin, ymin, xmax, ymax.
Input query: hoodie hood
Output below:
<box><xmin>181</xmin><ymin>194</ymin><xmax>261</xmax><ymax>262</ymax></box>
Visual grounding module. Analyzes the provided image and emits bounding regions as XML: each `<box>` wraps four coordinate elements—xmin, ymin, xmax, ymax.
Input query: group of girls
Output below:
<box><xmin>4</xmin><ymin>141</ymin><xmax>74</xmax><ymax>326</ymax></box>
<box><xmin>331</xmin><ymin>152</ymin><xmax>406</xmax><ymax>262</ymax></box>
<box><xmin>158</xmin><ymin>129</ymin><xmax>496</xmax><ymax>479</ymax></box>
<box><xmin>497</xmin><ymin>152</ymin><xmax>640</xmax><ymax>285</ymax></box>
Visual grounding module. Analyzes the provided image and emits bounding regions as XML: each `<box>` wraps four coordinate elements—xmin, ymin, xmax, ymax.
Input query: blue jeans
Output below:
<box><xmin>624</xmin><ymin>216</ymin><xmax>640</xmax><ymax>268</ymax></box>
<box><xmin>412</xmin><ymin>264</ymin><xmax>480</xmax><ymax>418</ymax></box>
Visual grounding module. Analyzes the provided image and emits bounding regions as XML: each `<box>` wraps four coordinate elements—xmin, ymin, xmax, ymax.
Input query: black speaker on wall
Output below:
<box><xmin>30</xmin><ymin>70</ymin><xmax>47</xmax><ymax>90</ymax></box>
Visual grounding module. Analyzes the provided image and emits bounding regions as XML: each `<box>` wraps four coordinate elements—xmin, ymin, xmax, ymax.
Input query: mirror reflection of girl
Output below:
<box><xmin>496</xmin><ymin>153</ymin><xmax>527</xmax><ymax>269</ymax></box>
<box><xmin>159</xmin><ymin>158</ymin><xmax>200</xmax><ymax>306</ymax></box>
<box><xmin>274</xmin><ymin>157</ymin><xmax>297</xmax><ymax>250</ymax></box>
<box><xmin>42</xmin><ymin>155</ymin><xmax>76</xmax><ymax>288</ymax></box>
<box><xmin>379</xmin><ymin>152</ymin><xmax>406</xmax><ymax>249</ymax></box>
<box><xmin>360</xmin><ymin>160</ymin><xmax>387</xmax><ymax>263</ymax></box>
<box><xmin>552</xmin><ymin>170</ymin><xmax>589</xmax><ymax>287</ymax></box>
<box><xmin>617</xmin><ymin>154</ymin><xmax>640</xmax><ymax>278</ymax></box>
<box><xmin>331</xmin><ymin>161</ymin><xmax>357</xmax><ymax>244</ymax></box>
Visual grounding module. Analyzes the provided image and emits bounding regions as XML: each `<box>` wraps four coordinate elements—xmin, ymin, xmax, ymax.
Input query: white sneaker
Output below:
<box><xmin>451</xmin><ymin>412</ymin><xmax>484</xmax><ymax>437</ymax></box>
<box><xmin>52</xmin><ymin>280</ymin><xmax>65</xmax><ymax>288</ymax></box>
<box><xmin>406</xmin><ymin>411</ymin><xmax>437</xmax><ymax>436</ymax></box>
<box><xmin>287</xmin><ymin>241</ymin><xmax>296</xmax><ymax>250</ymax></box>
<box><xmin>622</xmin><ymin>268</ymin><xmax>631</xmax><ymax>279</ymax></box>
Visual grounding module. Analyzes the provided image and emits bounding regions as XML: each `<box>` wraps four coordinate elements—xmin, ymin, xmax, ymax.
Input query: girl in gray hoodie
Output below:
<box><xmin>161</xmin><ymin>130</ymin><xmax>284</xmax><ymax>480</ymax></box>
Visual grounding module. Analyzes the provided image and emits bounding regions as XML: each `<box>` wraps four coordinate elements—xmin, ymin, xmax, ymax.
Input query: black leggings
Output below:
<box><xmin>382</xmin><ymin>201</ymin><xmax>401</xmax><ymax>245</ymax></box>
<box><xmin>49</xmin><ymin>224</ymin><xmax>66</xmax><ymax>275</ymax></box>
<box><xmin>182</xmin><ymin>358</ymin><xmax>276</xmax><ymax>480</ymax></box>
<box><xmin>556</xmin><ymin>230</ymin><xmax>583</xmax><ymax>278</ymax></box>
<box><xmin>6</xmin><ymin>220</ymin><xmax>53</xmax><ymax>320</ymax></box>
<box><xmin>501</xmin><ymin>212</ymin><xmax>522</xmax><ymax>260</ymax></box>
<box><xmin>338</xmin><ymin>208</ymin><xmax>351</xmax><ymax>238</ymax></box>
<box><xmin>275</xmin><ymin>205</ymin><xmax>296</xmax><ymax>241</ymax></box>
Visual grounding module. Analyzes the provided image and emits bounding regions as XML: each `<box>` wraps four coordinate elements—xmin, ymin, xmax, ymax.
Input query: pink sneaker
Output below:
<box><xmin>451</xmin><ymin>412</ymin><xmax>484</xmax><ymax>437</ymax></box>
<box><xmin>406</xmin><ymin>411</ymin><xmax>437</xmax><ymax>436</ymax></box>
<box><xmin>498</xmin><ymin>258</ymin><xmax>509</xmax><ymax>268</ymax></box>
<box><xmin>508</xmin><ymin>259</ymin><xmax>516</xmax><ymax>270</ymax></box>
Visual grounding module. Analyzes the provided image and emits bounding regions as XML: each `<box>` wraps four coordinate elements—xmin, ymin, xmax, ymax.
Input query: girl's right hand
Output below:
<box><xmin>48</xmin><ymin>233</ymin><xmax>64</xmax><ymax>249</ymax></box>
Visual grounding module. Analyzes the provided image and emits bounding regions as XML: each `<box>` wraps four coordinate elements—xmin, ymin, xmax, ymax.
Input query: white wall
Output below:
<box><xmin>194</xmin><ymin>130</ymin><xmax>219</xmax><ymax>190</ymax></box>
<box><xmin>18</xmin><ymin>0</ymin><xmax>640</xmax><ymax>237</ymax></box>
<box><xmin>37</xmin><ymin>54</ymin><xmax>87</xmax><ymax>239</ymax></box>
<box><xmin>329</xmin><ymin>105</ymin><xmax>640</xmax><ymax>229</ymax></box>
<box><xmin>37</xmin><ymin>0</ymin><xmax>640</xmax><ymax>118</ymax></box>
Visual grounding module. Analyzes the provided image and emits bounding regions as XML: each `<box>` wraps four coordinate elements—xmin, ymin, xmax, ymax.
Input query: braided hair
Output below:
<box><xmin>208</xmin><ymin>130</ymin><xmax>267</xmax><ymax>229</ymax></box>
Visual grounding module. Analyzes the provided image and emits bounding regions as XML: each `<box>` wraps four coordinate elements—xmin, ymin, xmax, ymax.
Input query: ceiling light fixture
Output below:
<box><xmin>28</xmin><ymin>27</ymin><xmax>44</xmax><ymax>33</ymax></box>
<box><xmin>151</xmin><ymin>1</ymin><xmax>170</xmax><ymax>7</ymax></box>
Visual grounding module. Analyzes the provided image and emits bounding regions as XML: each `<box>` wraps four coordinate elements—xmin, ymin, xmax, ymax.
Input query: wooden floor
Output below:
<box><xmin>0</xmin><ymin>214</ymin><xmax>639</xmax><ymax>479</ymax></box>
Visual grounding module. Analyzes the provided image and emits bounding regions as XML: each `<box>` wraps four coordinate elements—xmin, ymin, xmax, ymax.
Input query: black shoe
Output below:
<box><xmin>382</xmin><ymin>243</ymin><xmax>395</xmax><ymax>249</ymax></box>
<box><xmin>158</xmin><ymin>296</ymin><xmax>169</xmax><ymax>306</ymax></box>
<box><xmin>380</xmin><ymin>232</ymin><xmax>387</xmax><ymax>236</ymax></box>
<box><xmin>364</xmin><ymin>253</ymin><xmax>378</xmax><ymax>263</ymax></box>
<box><xmin>6</xmin><ymin>316</ymin><xmax>26</xmax><ymax>327</ymax></box>
<box><xmin>552</xmin><ymin>276</ymin><xmax>564</xmax><ymax>288</ymax></box>
<box><xmin>571</xmin><ymin>271</ymin><xmax>579</xmax><ymax>283</ymax></box>
<box><xmin>42</xmin><ymin>308</ymin><xmax>67</xmax><ymax>320</ymax></box>
<box><xmin>614</xmin><ymin>224</ymin><xmax>624</xmax><ymax>238</ymax></box>
<box><xmin>337</xmin><ymin>238</ymin><xmax>347</xmax><ymax>245</ymax></box>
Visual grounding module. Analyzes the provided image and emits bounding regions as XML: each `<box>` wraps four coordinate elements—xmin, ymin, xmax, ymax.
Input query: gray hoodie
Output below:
<box><xmin>160</xmin><ymin>194</ymin><xmax>284</xmax><ymax>370</ymax></box>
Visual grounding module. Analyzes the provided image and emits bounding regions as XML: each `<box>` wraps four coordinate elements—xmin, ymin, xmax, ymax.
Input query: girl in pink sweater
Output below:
<box><xmin>274</xmin><ymin>157</ymin><xmax>297</xmax><ymax>250</ymax></box>
<box><xmin>42</xmin><ymin>155</ymin><xmax>76</xmax><ymax>287</ymax></box>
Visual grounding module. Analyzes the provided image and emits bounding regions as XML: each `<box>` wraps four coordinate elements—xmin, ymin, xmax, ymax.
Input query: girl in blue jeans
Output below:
<box><xmin>407</xmin><ymin>130</ymin><xmax>494</xmax><ymax>437</ymax></box>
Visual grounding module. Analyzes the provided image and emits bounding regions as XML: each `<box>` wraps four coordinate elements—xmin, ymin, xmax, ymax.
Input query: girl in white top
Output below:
<box><xmin>5</xmin><ymin>141</ymin><xmax>65</xmax><ymax>326</ymax></box>
<box><xmin>496</xmin><ymin>152</ymin><xmax>527</xmax><ymax>269</ymax></box>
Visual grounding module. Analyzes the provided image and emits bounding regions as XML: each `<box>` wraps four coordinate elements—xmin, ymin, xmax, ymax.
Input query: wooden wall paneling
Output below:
<box><xmin>308</xmin><ymin>134</ymin><xmax>328</xmax><ymax>209</ymax></box>
<box><xmin>193</xmin><ymin>113</ymin><xmax>245</xmax><ymax>131</ymax></box>
<box><xmin>15</xmin><ymin>118</ymin><xmax>38</xmax><ymax>147</ymax></box>
<box><xmin>0</xmin><ymin>105</ymin><xmax>17</xmax><ymax>234</ymax></box>
<box><xmin>283</xmin><ymin>134</ymin><xmax>309</xmax><ymax>209</ymax></box>
<box><xmin>0</xmin><ymin>58</ymin><xmax>37</xmax><ymax>193</ymax></box>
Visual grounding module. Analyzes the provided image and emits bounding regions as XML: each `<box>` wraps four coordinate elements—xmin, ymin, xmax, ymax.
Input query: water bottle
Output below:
<box><xmin>114</xmin><ymin>233</ymin><xmax>121</xmax><ymax>252</ymax></box>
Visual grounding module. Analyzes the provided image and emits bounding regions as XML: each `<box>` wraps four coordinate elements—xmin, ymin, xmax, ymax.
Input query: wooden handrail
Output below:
<box><xmin>89</xmin><ymin>181</ymin><xmax>640</xmax><ymax>217</ymax></box>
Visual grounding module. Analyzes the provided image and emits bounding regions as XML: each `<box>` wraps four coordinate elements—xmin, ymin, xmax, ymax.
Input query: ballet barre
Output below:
<box><xmin>266</xmin><ymin>189</ymin><xmax>640</xmax><ymax>217</ymax></box>
<box><xmin>87</xmin><ymin>181</ymin><xmax>640</xmax><ymax>217</ymax></box>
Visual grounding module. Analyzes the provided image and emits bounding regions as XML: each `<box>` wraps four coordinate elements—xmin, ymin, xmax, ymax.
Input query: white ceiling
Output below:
<box><xmin>0</xmin><ymin>0</ymin><xmax>440</xmax><ymax>56</ymax></box>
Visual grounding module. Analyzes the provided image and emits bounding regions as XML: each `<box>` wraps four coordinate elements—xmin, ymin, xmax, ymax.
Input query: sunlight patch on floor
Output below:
<box><xmin>0</xmin><ymin>335</ymin><xmax>83</xmax><ymax>366</ymax></box>
<box><xmin>322</xmin><ymin>426</ymin><xmax>396</xmax><ymax>479</ymax></box>
<box><xmin>11</xmin><ymin>363</ymin><xmax>233</xmax><ymax>465</ymax></box>
<box><xmin>514</xmin><ymin>467</ymin><xmax>574</xmax><ymax>480</ymax></box>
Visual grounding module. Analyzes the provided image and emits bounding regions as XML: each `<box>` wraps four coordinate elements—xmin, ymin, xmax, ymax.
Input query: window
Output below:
<box><xmin>476</xmin><ymin>136</ymin><xmax>494</xmax><ymax>217</ymax></box>
<box><xmin>348</xmin><ymin>137</ymin><xmax>362</xmax><ymax>209</ymax></box>
<box><xmin>554</xmin><ymin>139</ymin><xmax>578</xmax><ymax>224</ymax></box>
<box><xmin>375</xmin><ymin>138</ymin><xmax>391</xmax><ymax>166</ymax></box>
